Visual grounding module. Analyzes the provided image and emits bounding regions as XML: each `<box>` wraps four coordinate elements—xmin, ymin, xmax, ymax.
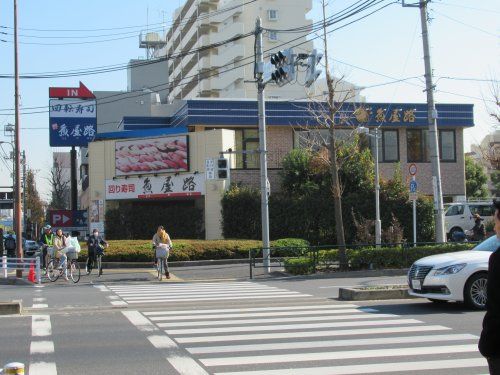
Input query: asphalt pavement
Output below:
<box><xmin>0</xmin><ymin>266</ymin><xmax>489</xmax><ymax>375</ymax></box>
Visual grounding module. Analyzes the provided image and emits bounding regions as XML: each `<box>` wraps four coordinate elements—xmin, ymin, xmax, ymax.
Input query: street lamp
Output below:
<box><xmin>357</xmin><ymin>126</ymin><xmax>381</xmax><ymax>247</ymax></box>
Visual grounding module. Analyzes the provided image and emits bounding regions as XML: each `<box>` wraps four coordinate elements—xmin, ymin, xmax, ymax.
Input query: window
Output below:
<box><xmin>439</xmin><ymin>130</ymin><xmax>456</xmax><ymax>161</ymax></box>
<box><xmin>268</xmin><ymin>31</ymin><xmax>278</xmax><ymax>41</ymax></box>
<box><xmin>469</xmin><ymin>205</ymin><xmax>495</xmax><ymax>217</ymax></box>
<box><xmin>446</xmin><ymin>205</ymin><xmax>464</xmax><ymax>216</ymax></box>
<box><xmin>268</xmin><ymin>9</ymin><xmax>278</xmax><ymax>21</ymax></box>
<box><xmin>378</xmin><ymin>130</ymin><xmax>399</xmax><ymax>162</ymax></box>
<box><xmin>407</xmin><ymin>129</ymin><xmax>429</xmax><ymax>162</ymax></box>
<box><xmin>235</xmin><ymin>129</ymin><xmax>259</xmax><ymax>169</ymax></box>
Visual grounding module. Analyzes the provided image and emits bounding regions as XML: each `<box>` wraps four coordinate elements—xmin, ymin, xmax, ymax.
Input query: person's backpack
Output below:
<box><xmin>5</xmin><ymin>236</ymin><xmax>15</xmax><ymax>250</ymax></box>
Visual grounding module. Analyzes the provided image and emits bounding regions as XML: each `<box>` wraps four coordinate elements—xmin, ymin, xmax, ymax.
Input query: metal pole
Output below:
<box><xmin>70</xmin><ymin>146</ymin><xmax>78</xmax><ymax>210</ymax></box>
<box><xmin>22</xmin><ymin>151</ymin><xmax>26</xmax><ymax>238</ymax></box>
<box><xmin>419</xmin><ymin>0</ymin><xmax>446</xmax><ymax>242</ymax></box>
<box><xmin>255</xmin><ymin>18</ymin><xmax>270</xmax><ymax>273</ymax></box>
<box><xmin>413</xmin><ymin>176</ymin><xmax>417</xmax><ymax>247</ymax></box>
<box><xmin>13</xmin><ymin>0</ymin><xmax>23</xmax><ymax>277</ymax></box>
<box><xmin>374</xmin><ymin>128</ymin><xmax>381</xmax><ymax>247</ymax></box>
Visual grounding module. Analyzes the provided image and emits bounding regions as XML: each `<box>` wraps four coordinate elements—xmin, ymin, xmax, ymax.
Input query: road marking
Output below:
<box><xmin>29</xmin><ymin>362</ymin><xmax>57</xmax><ymax>375</ymax></box>
<box><xmin>165</xmin><ymin>318</ymin><xmax>422</xmax><ymax>335</ymax></box>
<box><xmin>150</xmin><ymin>308</ymin><xmax>375</xmax><ymax>322</ymax></box>
<box><xmin>32</xmin><ymin>315</ymin><xmax>51</xmax><ymax>337</ymax></box>
<box><xmin>33</xmin><ymin>298</ymin><xmax>46</xmax><ymax>302</ymax></box>
<box><xmin>30</xmin><ymin>341</ymin><xmax>55</xmax><ymax>354</ymax></box>
<box><xmin>124</xmin><ymin>291</ymin><xmax>305</xmax><ymax>300</ymax></box>
<box><xmin>143</xmin><ymin>304</ymin><xmax>359</xmax><ymax>316</ymax></box>
<box><xmin>116</xmin><ymin>288</ymin><xmax>292</xmax><ymax>296</ymax></box>
<box><xmin>122</xmin><ymin>310</ymin><xmax>158</xmax><ymax>332</ymax></box>
<box><xmin>124</xmin><ymin>311</ymin><xmax>208</xmax><ymax>375</ymax></box>
<box><xmin>202</xmin><ymin>344</ymin><xmax>478</xmax><ymax>366</ymax></box>
<box><xmin>32</xmin><ymin>304</ymin><xmax>48</xmax><ymax>309</ymax></box>
<box><xmin>111</xmin><ymin>300</ymin><xmax>128</xmax><ymax>306</ymax></box>
<box><xmin>213</xmin><ymin>358</ymin><xmax>488</xmax><ymax>375</ymax></box>
<box><xmin>106</xmin><ymin>295</ymin><xmax>120</xmax><ymax>300</ymax></box>
<box><xmin>187</xmin><ymin>333</ymin><xmax>478</xmax><ymax>354</ymax></box>
<box><xmin>175</xmin><ymin>324</ymin><xmax>449</xmax><ymax>343</ymax></box>
<box><xmin>157</xmin><ymin>313</ymin><xmax>397</xmax><ymax>328</ymax></box>
<box><xmin>128</xmin><ymin>294</ymin><xmax>311</xmax><ymax>303</ymax></box>
<box><xmin>93</xmin><ymin>284</ymin><xmax>110</xmax><ymax>292</ymax></box>
<box><xmin>111</xmin><ymin>285</ymin><xmax>285</xmax><ymax>292</ymax></box>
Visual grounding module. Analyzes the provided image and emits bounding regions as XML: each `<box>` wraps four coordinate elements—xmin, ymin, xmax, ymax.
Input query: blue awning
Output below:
<box><xmin>95</xmin><ymin>127</ymin><xmax>188</xmax><ymax>140</ymax></box>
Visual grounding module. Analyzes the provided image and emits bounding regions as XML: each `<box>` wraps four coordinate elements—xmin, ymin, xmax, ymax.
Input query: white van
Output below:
<box><xmin>445</xmin><ymin>201</ymin><xmax>494</xmax><ymax>238</ymax></box>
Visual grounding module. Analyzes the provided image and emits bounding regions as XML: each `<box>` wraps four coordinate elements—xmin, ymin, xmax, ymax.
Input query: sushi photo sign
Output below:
<box><xmin>115</xmin><ymin>135</ymin><xmax>189</xmax><ymax>176</ymax></box>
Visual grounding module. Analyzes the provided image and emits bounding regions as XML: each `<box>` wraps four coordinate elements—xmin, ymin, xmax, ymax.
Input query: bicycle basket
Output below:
<box><xmin>47</xmin><ymin>247</ymin><xmax>56</xmax><ymax>257</ymax></box>
<box><xmin>155</xmin><ymin>247</ymin><xmax>169</xmax><ymax>258</ymax></box>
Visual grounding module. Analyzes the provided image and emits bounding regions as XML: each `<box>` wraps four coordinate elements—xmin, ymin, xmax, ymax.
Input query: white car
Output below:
<box><xmin>445</xmin><ymin>201</ymin><xmax>494</xmax><ymax>239</ymax></box>
<box><xmin>408</xmin><ymin>235</ymin><xmax>500</xmax><ymax>309</ymax></box>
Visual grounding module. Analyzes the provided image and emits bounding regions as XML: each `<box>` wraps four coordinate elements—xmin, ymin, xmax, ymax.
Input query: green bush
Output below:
<box><xmin>284</xmin><ymin>257</ymin><xmax>316</xmax><ymax>275</ymax></box>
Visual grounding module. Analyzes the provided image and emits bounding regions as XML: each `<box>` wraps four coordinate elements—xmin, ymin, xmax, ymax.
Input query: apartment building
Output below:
<box><xmin>156</xmin><ymin>0</ymin><xmax>357</xmax><ymax>101</ymax></box>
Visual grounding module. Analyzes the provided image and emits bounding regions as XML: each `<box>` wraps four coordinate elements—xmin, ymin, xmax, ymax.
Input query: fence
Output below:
<box><xmin>1</xmin><ymin>256</ymin><xmax>41</xmax><ymax>285</ymax></box>
<box><xmin>248</xmin><ymin>241</ymin><xmax>477</xmax><ymax>278</ymax></box>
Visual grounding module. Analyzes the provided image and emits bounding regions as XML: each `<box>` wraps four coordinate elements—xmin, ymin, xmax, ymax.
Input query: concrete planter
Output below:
<box><xmin>339</xmin><ymin>284</ymin><xmax>416</xmax><ymax>301</ymax></box>
<box><xmin>0</xmin><ymin>301</ymin><xmax>22</xmax><ymax>315</ymax></box>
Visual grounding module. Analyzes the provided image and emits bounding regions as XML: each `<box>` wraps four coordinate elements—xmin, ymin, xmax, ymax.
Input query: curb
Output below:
<box><xmin>270</xmin><ymin>268</ymin><xmax>409</xmax><ymax>280</ymax></box>
<box><xmin>0</xmin><ymin>277</ymin><xmax>34</xmax><ymax>286</ymax></box>
<box><xmin>0</xmin><ymin>300</ymin><xmax>22</xmax><ymax>315</ymax></box>
<box><xmin>97</xmin><ymin>258</ymin><xmax>250</xmax><ymax>269</ymax></box>
<box><xmin>339</xmin><ymin>284</ymin><xmax>416</xmax><ymax>301</ymax></box>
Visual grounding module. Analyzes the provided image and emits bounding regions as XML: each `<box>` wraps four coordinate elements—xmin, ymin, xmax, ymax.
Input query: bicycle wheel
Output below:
<box><xmin>97</xmin><ymin>255</ymin><xmax>102</xmax><ymax>277</ymax></box>
<box><xmin>47</xmin><ymin>259</ymin><xmax>59</xmax><ymax>282</ymax></box>
<box><xmin>69</xmin><ymin>260</ymin><xmax>80</xmax><ymax>283</ymax></box>
<box><xmin>157</xmin><ymin>258</ymin><xmax>163</xmax><ymax>281</ymax></box>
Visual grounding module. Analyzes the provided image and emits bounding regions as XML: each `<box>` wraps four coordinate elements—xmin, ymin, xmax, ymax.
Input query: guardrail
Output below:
<box><xmin>249</xmin><ymin>241</ymin><xmax>478</xmax><ymax>279</ymax></box>
<box><xmin>1</xmin><ymin>255</ymin><xmax>41</xmax><ymax>285</ymax></box>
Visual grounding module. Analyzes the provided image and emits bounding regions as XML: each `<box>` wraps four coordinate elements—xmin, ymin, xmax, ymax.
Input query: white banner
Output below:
<box><xmin>106</xmin><ymin>173</ymin><xmax>205</xmax><ymax>200</ymax></box>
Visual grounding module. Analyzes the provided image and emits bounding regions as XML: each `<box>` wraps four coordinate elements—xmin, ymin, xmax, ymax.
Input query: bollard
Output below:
<box><xmin>3</xmin><ymin>362</ymin><xmax>24</xmax><ymax>374</ymax></box>
<box><xmin>35</xmin><ymin>256</ymin><xmax>41</xmax><ymax>285</ymax></box>
<box><xmin>2</xmin><ymin>256</ymin><xmax>6</xmax><ymax>278</ymax></box>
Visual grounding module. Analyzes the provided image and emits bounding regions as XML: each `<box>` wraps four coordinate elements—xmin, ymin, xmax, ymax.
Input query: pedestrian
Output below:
<box><xmin>86</xmin><ymin>229</ymin><xmax>108</xmax><ymax>275</ymax></box>
<box><xmin>152</xmin><ymin>226</ymin><xmax>173</xmax><ymax>279</ymax></box>
<box><xmin>53</xmin><ymin>228</ymin><xmax>69</xmax><ymax>281</ymax></box>
<box><xmin>479</xmin><ymin>200</ymin><xmax>500</xmax><ymax>374</ymax></box>
<box><xmin>38</xmin><ymin>225</ymin><xmax>54</xmax><ymax>269</ymax></box>
<box><xmin>472</xmin><ymin>214</ymin><xmax>486</xmax><ymax>242</ymax></box>
<box><xmin>4</xmin><ymin>233</ymin><xmax>16</xmax><ymax>258</ymax></box>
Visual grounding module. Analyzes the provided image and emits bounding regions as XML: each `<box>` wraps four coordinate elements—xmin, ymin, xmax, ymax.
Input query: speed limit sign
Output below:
<box><xmin>409</xmin><ymin>163</ymin><xmax>417</xmax><ymax>176</ymax></box>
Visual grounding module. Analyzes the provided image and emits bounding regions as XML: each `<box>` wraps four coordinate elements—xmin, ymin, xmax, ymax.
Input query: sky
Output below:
<box><xmin>0</xmin><ymin>0</ymin><xmax>498</xmax><ymax>203</ymax></box>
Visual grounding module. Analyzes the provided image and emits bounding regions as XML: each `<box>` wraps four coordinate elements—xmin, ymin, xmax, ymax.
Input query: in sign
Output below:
<box><xmin>409</xmin><ymin>163</ymin><xmax>417</xmax><ymax>176</ymax></box>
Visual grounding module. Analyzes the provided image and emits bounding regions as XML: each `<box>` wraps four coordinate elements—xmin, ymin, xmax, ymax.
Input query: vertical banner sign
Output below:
<box><xmin>49</xmin><ymin>82</ymin><xmax>96</xmax><ymax>147</ymax></box>
<box><xmin>205</xmin><ymin>158</ymin><xmax>215</xmax><ymax>180</ymax></box>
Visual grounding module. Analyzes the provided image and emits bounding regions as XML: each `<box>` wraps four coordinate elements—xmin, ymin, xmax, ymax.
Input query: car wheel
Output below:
<box><xmin>464</xmin><ymin>273</ymin><xmax>488</xmax><ymax>310</ymax></box>
<box><xmin>428</xmin><ymin>298</ymin><xmax>448</xmax><ymax>304</ymax></box>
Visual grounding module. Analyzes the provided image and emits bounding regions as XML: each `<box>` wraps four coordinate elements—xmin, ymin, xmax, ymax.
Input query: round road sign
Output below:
<box><xmin>409</xmin><ymin>163</ymin><xmax>417</xmax><ymax>176</ymax></box>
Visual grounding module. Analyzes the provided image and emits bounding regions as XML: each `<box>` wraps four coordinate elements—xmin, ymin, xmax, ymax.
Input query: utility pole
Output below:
<box><xmin>403</xmin><ymin>0</ymin><xmax>446</xmax><ymax>242</ymax></box>
<box><xmin>22</xmin><ymin>151</ymin><xmax>26</xmax><ymax>238</ymax></box>
<box><xmin>13</xmin><ymin>0</ymin><xmax>23</xmax><ymax>277</ymax></box>
<box><xmin>255</xmin><ymin>18</ymin><xmax>271</xmax><ymax>273</ymax></box>
<box><xmin>70</xmin><ymin>146</ymin><xmax>78</xmax><ymax>211</ymax></box>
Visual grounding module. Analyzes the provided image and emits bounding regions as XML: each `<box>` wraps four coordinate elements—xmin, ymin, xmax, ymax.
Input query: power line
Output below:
<box><xmin>433</xmin><ymin>2</ymin><xmax>500</xmax><ymax>15</ymax></box>
<box><xmin>433</xmin><ymin>10</ymin><xmax>499</xmax><ymax>38</ymax></box>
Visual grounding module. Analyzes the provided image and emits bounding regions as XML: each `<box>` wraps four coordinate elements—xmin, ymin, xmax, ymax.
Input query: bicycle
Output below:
<box><xmin>154</xmin><ymin>245</ymin><xmax>170</xmax><ymax>281</ymax></box>
<box><xmin>86</xmin><ymin>245</ymin><xmax>106</xmax><ymax>277</ymax></box>
<box><xmin>47</xmin><ymin>251</ymin><xmax>80</xmax><ymax>283</ymax></box>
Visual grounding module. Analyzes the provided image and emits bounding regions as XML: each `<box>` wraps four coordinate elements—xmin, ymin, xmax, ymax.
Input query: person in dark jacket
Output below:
<box><xmin>479</xmin><ymin>200</ymin><xmax>500</xmax><ymax>374</ymax></box>
<box><xmin>86</xmin><ymin>229</ymin><xmax>108</xmax><ymax>274</ymax></box>
<box><xmin>472</xmin><ymin>213</ymin><xmax>486</xmax><ymax>242</ymax></box>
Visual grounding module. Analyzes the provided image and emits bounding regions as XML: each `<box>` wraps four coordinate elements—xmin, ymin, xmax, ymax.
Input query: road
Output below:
<box><xmin>0</xmin><ymin>269</ymin><xmax>489</xmax><ymax>375</ymax></box>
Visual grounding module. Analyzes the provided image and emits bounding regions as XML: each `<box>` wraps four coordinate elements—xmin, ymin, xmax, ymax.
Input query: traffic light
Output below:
<box><xmin>269</xmin><ymin>49</ymin><xmax>295</xmax><ymax>87</ymax></box>
<box><xmin>305</xmin><ymin>49</ymin><xmax>323</xmax><ymax>87</ymax></box>
<box><xmin>217</xmin><ymin>158</ymin><xmax>229</xmax><ymax>179</ymax></box>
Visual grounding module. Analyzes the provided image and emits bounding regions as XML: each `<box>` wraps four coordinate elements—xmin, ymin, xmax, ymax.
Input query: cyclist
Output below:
<box><xmin>38</xmin><ymin>225</ymin><xmax>54</xmax><ymax>269</ymax></box>
<box><xmin>86</xmin><ymin>229</ymin><xmax>108</xmax><ymax>275</ymax></box>
<box><xmin>54</xmin><ymin>228</ymin><xmax>69</xmax><ymax>281</ymax></box>
<box><xmin>152</xmin><ymin>226</ymin><xmax>173</xmax><ymax>279</ymax></box>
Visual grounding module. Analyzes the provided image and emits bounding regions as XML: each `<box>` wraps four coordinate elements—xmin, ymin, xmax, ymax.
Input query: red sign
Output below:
<box><xmin>409</xmin><ymin>163</ymin><xmax>418</xmax><ymax>176</ymax></box>
<box><xmin>49</xmin><ymin>210</ymin><xmax>73</xmax><ymax>227</ymax></box>
<box><xmin>49</xmin><ymin>82</ymin><xmax>95</xmax><ymax>99</ymax></box>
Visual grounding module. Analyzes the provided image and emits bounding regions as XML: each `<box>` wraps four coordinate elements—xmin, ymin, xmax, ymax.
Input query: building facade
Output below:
<box><xmin>87</xmin><ymin>99</ymin><xmax>474</xmax><ymax>239</ymax></box>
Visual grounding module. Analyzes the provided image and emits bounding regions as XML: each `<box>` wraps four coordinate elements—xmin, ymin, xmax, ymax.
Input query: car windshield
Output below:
<box><xmin>473</xmin><ymin>235</ymin><xmax>500</xmax><ymax>252</ymax></box>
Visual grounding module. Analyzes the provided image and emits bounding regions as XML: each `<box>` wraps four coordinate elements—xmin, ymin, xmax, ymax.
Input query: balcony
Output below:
<box><xmin>209</xmin><ymin>0</ymin><xmax>243</xmax><ymax>23</ymax></box>
<box><xmin>211</xmin><ymin>22</ymin><xmax>244</xmax><ymax>44</ymax></box>
<box><xmin>212</xmin><ymin>43</ymin><xmax>244</xmax><ymax>67</ymax></box>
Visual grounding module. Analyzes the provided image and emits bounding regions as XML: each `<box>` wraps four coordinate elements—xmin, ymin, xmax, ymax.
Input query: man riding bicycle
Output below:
<box><xmin>86</xmin><ymin>229</ymin><xmax>108</xmax><ymax>275</ymax></box>
<box><xmin>38</xmin><ymin>225</ymin><xmax>55</xmax><ymax>269</ymax></box>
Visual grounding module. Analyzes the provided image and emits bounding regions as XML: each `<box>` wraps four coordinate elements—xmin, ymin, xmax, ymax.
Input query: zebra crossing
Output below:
<box><xmin>105</xmin><ymin>281</ymin><xmax>314</xmax><ymax>305</ymax></box>
<box><xmin>112</xmin><ymin>281</ymin><xmax>489</xmax><ymax>375</ymax></box>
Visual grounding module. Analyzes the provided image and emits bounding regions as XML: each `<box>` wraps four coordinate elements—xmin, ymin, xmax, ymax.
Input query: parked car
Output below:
<box><xmin>445</xmin><ymin>201</ymin><xmax>494</xmax><ymax>239</ymax></box>
<box><xmin>23</xmin><ymin>240</ymin><xmax>39</xmax><ymax>256</ymax></box>
<box><xmin>408</xmin><ymin>234</ymin><xmax>500</xmax><ymax>309</ymax></box>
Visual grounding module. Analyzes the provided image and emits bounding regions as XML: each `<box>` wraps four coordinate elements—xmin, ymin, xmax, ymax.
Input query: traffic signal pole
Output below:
<box><xmin>255</xmin><ymin>18</ymin><xmax>271</xmax><ymax>273</ymax></box>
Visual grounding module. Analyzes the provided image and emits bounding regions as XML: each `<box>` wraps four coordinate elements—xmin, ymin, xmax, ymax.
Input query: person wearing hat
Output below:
<box><xmin>472</xmin><ymin>214</ymin><xmax>486</xmax><ymax>242</ymax></box>
<box><xmin>38</xmin><ymin>225</ymin><xmax>54</xmax><ymax>269</ymax></box>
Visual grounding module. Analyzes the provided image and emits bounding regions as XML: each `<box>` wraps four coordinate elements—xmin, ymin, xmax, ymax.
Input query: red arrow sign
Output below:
<box><xmin>49</xmin><ymin>81</ymin><xmax>95</xmax><ymax>99</ymax></box>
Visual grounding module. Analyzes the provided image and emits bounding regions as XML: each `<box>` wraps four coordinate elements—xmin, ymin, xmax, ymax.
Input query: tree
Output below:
<box><xmin>25</xmin><ymin>168</ymin><xmax>45</xmax><ymax>238</ymax></box>
<box><xmin>490</xmin><ymin>170</ymin><xmax>500</xmax><ymax>197</ymax></box>
<box><xmin>465</xmin><ymin>155</ymin><xmax>489</xmax><ymax>198</ymax></box>
<box><xmin>48</xmin><ymin>155</ymin><xmax>70</xmax><ymax>209</ymax></box>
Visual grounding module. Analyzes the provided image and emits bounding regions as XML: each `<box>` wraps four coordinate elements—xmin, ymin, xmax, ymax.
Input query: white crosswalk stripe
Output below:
<box><xmin>110</xmin><ymin>281</ymin><xmax>488</xmax><ymax>374</ymax></box>
<box><xmin>106</xmin><ymin>282</ymin><xmax>312</xmax><ymax>305</ymax></box>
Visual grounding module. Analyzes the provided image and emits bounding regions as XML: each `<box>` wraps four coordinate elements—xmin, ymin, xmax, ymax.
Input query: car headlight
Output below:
<box><xmin>434</xmin><ymin>263</ymin><xmax>467</xmax><ymax>275</ymax></box>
